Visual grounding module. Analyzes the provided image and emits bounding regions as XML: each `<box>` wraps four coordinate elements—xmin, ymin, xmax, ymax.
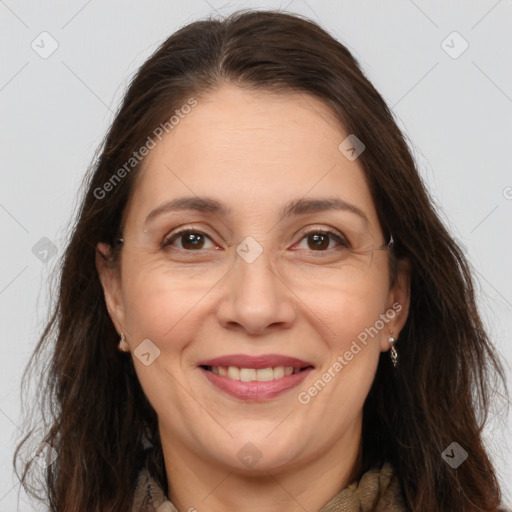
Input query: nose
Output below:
<box><xmin>216</xmin><ymin>245</ymin><xmax>296</xmax><ymax>335</ymax></box>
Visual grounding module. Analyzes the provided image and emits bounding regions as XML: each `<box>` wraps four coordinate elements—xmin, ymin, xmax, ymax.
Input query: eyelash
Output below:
<box><xmin>161</xmin><ymin>228</ymin><xmax>350</xmax><ymax>253</ymax></box>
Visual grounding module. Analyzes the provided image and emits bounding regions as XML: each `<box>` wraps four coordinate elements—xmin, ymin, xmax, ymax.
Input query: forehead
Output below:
<box><xmin>123</xmin><ymin>84</ymin><xmax>381</xmax><ymax>235</ymax></box>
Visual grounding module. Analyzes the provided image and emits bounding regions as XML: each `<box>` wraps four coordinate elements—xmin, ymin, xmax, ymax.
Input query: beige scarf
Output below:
<box><xmin>131</xmin><ymin>460</ymin><xmax>406</xmax><ymax>511</ymax></box>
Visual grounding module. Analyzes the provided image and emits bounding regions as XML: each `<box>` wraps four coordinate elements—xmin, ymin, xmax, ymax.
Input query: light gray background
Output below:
<box><xmin>1</xmin><ymin>1</ymin><xmax>511</xmax><ymax>510</ymax></box>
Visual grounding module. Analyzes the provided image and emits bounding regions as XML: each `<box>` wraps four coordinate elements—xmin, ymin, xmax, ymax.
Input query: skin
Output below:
<box><xmin>96</xmin><ymin>84</ymin><xmax>410</xmax><ymax>512</ymax></box>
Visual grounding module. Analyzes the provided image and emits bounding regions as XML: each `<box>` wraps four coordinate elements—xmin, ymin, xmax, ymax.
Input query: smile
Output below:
<box><xmin>201</xmin><ymin>365</ymin><xmax>307</xmax><ymax>381</ymax></box>
<box><xmin>199</xmin><ymin>364</ymin><xmax>314</xmax><ymax>401</ymax></box>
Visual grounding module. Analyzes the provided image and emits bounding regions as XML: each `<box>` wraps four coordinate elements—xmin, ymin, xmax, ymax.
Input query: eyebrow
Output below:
<box><xmin>144</xmin><ymin>195</ymin><xmax>369</xmax><ymax>226</ymax></box>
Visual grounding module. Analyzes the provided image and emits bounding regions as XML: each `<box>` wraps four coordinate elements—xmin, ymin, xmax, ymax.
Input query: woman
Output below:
<box><xmin>14</xmin><ymin>9</ymin><xmax>510</xmax><ymax>512</ymax></box>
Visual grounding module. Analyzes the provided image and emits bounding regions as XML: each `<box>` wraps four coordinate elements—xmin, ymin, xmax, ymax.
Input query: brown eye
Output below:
<box><xmin>295</xmin><ymin>230</ymin><xmax>349</xmax><ymax>252</ymax></box>
<box><xmin>162</xmin><ymin>230</ymin><xmax>214</xmax><ymax>251</ymax></box>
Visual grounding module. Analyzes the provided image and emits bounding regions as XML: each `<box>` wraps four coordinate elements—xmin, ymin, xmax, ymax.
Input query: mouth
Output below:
<box><xmin>197</xmin><ymin>354</ymin><xmax>315</xmax><ymax>401</ymax></box>
<box><xmin>199</xmin><ymin>364</ymin><xmax>313</xmax><ymax>381</ymax></box>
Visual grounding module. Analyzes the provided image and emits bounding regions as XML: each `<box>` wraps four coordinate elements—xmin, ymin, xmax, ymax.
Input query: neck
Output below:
<box><xmin>160</xmin><ymin>418</ymin><xmax>363</xmax><ymax>512</ymax></box>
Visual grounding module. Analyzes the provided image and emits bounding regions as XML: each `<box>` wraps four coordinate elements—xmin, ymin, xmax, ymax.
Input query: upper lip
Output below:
<box><xmin>197</xmin><ymin>354</ymin><xmax>314</xmax><ymax>370</ymax></box>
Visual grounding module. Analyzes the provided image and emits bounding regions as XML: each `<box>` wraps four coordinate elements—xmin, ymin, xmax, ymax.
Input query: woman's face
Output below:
<box><xmin>97</xmin><ymin>84</ymin><xmax>409</xmax><ymax>477</ymax></box>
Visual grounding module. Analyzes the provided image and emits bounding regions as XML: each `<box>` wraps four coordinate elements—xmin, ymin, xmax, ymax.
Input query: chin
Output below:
<box><xmin>208</xmin><ymin>434</ymin><xmax>303</xmax><ymax>474</ymax></box>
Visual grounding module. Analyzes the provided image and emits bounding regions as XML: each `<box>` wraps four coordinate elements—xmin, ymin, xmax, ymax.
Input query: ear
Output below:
<box><xmin>380</xmin><ymin>258</ymin><xmax>411</xmax><ymax>352</ymax></box>
<box><xmin>95</xmin><ymin>242</ymin><xmax>127</xmax><ymax>335</ymax></box>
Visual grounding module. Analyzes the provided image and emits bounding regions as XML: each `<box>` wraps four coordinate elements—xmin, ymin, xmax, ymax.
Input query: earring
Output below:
<box><xmin>118</xmin><ymin>332</ymin><xmax>130</xmax><ymax>352</ymax></box>
<box><xmin>388</xmin><ymin>331</ymin><xmax>398</xmax><ymax>368</ymax></box>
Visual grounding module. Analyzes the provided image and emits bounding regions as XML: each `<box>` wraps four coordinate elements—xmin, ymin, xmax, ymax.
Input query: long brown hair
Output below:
<box><xmin>14</xmin><ymin>9</ymin><xmax>510</xmax><ymax>511</ymax></box>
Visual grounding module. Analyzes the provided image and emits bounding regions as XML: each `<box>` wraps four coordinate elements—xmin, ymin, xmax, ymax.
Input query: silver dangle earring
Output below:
<box><xmin>118</xmin><ymin>332</ymin><xmax>130</xmax><ymax>352</ymax></box>
<box><xmin>388</xmin><ymin>330</ymin><xmax>398</xmax><ymax>368</ymax></box>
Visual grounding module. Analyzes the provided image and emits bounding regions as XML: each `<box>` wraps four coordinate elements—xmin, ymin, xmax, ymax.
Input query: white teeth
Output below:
<box><xmin>273</xmin><ymin>366</ymin><xmax>284</xmax><ymax>379</ymax></box>
<box><xmin>255</xmin><ymin>368</ymin><xmax>274</xmax><ymax>381</ymax></box>
<box><xmin>240</xmin><ymin>368</ymin><xmax>256</xmax><ymax>382</ymax></box>
<box><xmin>210</xmin><ymin>366</ymin><xmax>298</xmax><ymax>382</ymax></box>
<box><xmin>227</xmin><ymin>366</ymin><xmax>240</xmax><ymax>380</ymax></box>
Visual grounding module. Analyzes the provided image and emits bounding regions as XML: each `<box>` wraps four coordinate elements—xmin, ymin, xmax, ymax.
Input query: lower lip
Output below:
<box><xmin>199</xmin><ymin>367</ymin><xmax>314</xmax><ymax>401</ymax></box>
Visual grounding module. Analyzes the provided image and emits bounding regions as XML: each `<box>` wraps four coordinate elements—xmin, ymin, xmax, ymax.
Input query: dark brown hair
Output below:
<box><xmin>14</xmin><ymin>9</ymin><xmax>510</xmax><ymax>511</ymax></box>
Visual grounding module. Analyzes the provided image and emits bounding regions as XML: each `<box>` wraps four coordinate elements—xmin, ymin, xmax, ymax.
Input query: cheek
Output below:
<box><xmin>306</xmin><ymin>275</ymin><xmax>389</xmax><ymax>347</ymax></box>
<box><xmin>304</xmin><ymin>290</ymin><xmax>385</xmax><ymax>416</ymax></box>
<box><xmin>120</xmin><ymin>264</ymin><xmax>204</xmax><ymax>417</ymax></box>
<box><xmin>339</xmin><ymin>263</ymin><xmax>391</xmax><ymax>335</ymax></box>
<box><xmin>306</xmin><ymin>273</ymin><xmax>389</xmax><ymax>407</ymax></box>
<box><xmin>120</xmin><ymin>255</ymin><xmax>216</xmax><ymax>342</ymax></box>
